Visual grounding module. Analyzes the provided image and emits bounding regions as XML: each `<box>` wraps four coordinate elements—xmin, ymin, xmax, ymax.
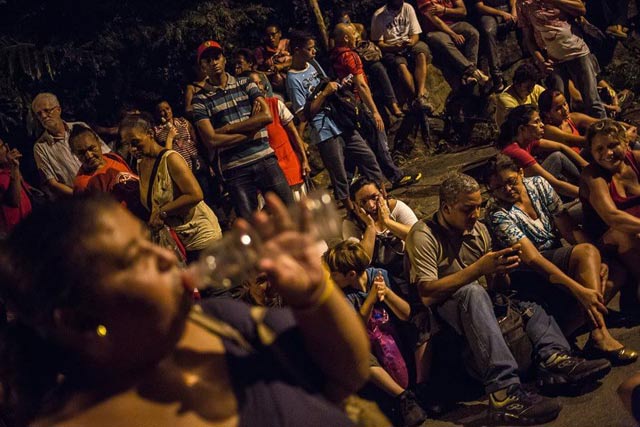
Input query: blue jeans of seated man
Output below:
<box><xmin>436</xmin><ymin>282</ymin><xmax>570</xmax><ymax>393</ymax></box>
<box><xmin>548</xmin><ymin>53</ymin><xmax>607</xmax><ymax>119</ymax></box>
<box><xmin>224</xmin><ymin>154</ymin><xmax>294</xmax><ymax>220</ymax></box>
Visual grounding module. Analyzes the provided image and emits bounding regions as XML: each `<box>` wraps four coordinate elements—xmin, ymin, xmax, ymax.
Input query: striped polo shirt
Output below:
<box><xmin>192</xmin><ymin>74</ymin><xmax>273</xmax><ymax>171</ymax></box>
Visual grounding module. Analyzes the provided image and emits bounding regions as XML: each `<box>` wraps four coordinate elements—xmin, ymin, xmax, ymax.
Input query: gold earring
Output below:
<box><xmin>96</xmin><ymin>324</ymin><xmax>108</xmax><ymax>337</ymax></box>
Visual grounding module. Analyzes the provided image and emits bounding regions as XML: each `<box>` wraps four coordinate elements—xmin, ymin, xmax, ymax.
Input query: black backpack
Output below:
<box><xmin>303</xmin><ymin>64</ymin><xmax>376</xmax><ymax>141</ymax></box>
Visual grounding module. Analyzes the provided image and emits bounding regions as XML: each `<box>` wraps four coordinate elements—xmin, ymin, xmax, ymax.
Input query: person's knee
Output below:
<box><xmin>479</xmin><ymin>16</ymin><xmax>497</xmax><ymax>34</ymax></box>
<box><xmin>456</xmin><ymin>282</ymin><xmax>490</xmax><ymax>305</ymax></box>
<box><xmin>462</xmin><ymin>24</ymin><xmax>480</xmax><ymax>41</ymax></box>
<box><xmin>426</xmin><ymin>32</ymin><xmax>446</xmax><ymax>46</ymax></box>
<box><xmin>573</xmin><ymin>243</ymin><xmax>601</xmax><ymax>264</ymax></box>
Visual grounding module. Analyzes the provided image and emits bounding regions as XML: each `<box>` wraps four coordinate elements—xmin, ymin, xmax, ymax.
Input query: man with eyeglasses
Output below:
<box><xmin>31</xmin><ymin>92</ymin><xmax>110</xmax><ymax>199</ymax></box>
<box><xmin>192</xmin><ymin>40</ymin><xmax>293</xmax><ymax>220</ymax></box>
<box><xmin>254</xmin><ymin>25</ymin><xmax>292</xmax><ymax>93</ymax></box>
<box><xmin>405</xmin><ymin>172</ymin><xmax>611</xmax><ymax>425</ymax></box>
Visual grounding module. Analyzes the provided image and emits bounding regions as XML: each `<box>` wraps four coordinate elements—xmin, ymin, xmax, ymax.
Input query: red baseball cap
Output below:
<box><xmin>196</xmin><ymin>40</ymin><xmax>223</xmax><ymax>62</ymax></box>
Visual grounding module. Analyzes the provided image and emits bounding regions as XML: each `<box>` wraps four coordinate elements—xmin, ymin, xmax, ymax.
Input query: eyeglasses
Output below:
<box><xmin>489</xmin><ymin>177</ymin><xmax>519</xmax><ymax>192</ymax></box>
<box><xmin>266</xmin><ymin>31</ymin><xmax>280</xmax><ymax>37</ymax></box>
<box><xmin>35</xmin><ymin>106</ymin><xmax>60</xmax><ymax>117</ymax></box>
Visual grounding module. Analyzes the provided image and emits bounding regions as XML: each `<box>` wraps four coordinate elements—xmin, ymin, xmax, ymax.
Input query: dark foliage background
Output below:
<box><xmin>0</xmin><ymin>0</ymin><xmax>385</xmax><ymax>139</ymax></box>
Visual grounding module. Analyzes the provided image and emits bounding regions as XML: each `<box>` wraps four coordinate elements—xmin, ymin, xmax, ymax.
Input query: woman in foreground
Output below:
<box><xmin>0</xmin><ymin>193</ymin><xmax>369</xmax><ymax>426</ymax></box>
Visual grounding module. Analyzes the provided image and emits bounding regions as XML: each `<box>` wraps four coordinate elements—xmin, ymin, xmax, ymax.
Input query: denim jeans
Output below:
<box><xmin>365</xmin><ymin>61</ymin><xmax>399</xmax><ymax>107</ymax></box>
<box><xmin>223</xmin><ymin>154</ymin><xmax>294</xmax><ymax>219</ymax></box>
<box><xmin>478</xmin><ymin>6</ymin><xmax>512</xmax><ymax>77</ymax></box>
<box><xmin>549</xmin><ymin>54</ymin><xmax>607</xmax><ymax>119</ymax></box>
<box><xmin>541</xmin><ymin>151</ymin><xmax>581</xmax><ymax>184</ymax></box>
<box><xmin>426</xmin><ymin>21</ymin><xmax>480</xmax><ymax>73</ymax></box>
<box><xmin>373</xmin><ymin>129</ymin><xmax>403</xmax><ymax>183</ymax></box>
<box><xmin>436</xmin><ymin>282</ymin><xmax>570</xmax><ymax>393</ymax></box>
<box><xmin>317</xmin><ymin>131</ymin><xmax>384</xmax><ymax>201</ymax></box>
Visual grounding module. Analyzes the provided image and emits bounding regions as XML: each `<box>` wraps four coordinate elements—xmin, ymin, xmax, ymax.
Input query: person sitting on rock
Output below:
<box><xmin>416</xmin><ymin>0</ymin><xmax>490</xmax><ymax>87</ymax></box>
<box><xmin>485</xmin><ymin>154</ymin><xmax>637</xmax><ymax>365</ymax></box>
<box><xmin>472</xmin><ymin>0</ymin><xmax>518</xmax><ymax>91</ymax></box>
<box><xmin>405</xmin><ymin>172</ymin><xmax>612</xmax><ymax>425</ymax></box>
<box><xmin>370</xmin><ymin>0</ymin><xmax>433</xmax><ymax>113</ymax></box>
<box><xmin>333</xmin><ymin>10</ymin><xmax>405</xmax><ymax>118</ymax></box>
<box><xmin>325</xmin><ymin>240</ymin><xmax>429</xmax><ymax>427</ymax></box>
<box><xmin>495</xmin><ymin>62</ymin><xmax>546</xmax><ymax>126</ymax></box>
<box><xmin>539</xmin><ymin>89</ymin><xmax>638</xmax><ymax>152</ymax></box>
<box><xmin>580</xmin><ymin>119</ymin><xmax>640</xmax><ymax>310</ymax></box>
<box><xmin>517</xmin><ymin>0</ymin><xmax>607</xmax><ymax>118</ymax></box>
<box><xmin>343</xmin><ymin>177</ymin><xmax>418</xmax><ymax>285</ymax></box>
<box><xmin>498</xmin><ymin>105</ymin><xmax>587</xmax><ymax>198</ymax></box>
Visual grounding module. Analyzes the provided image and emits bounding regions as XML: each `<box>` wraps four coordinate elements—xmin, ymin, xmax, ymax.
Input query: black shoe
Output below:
<box><xmin>537</xmin><ymin>352</ymin><xmax>611</xmax><ymax>387</ymax></box>
<box><xmin>397</xmin><ymin>389</ymin><xmax>428</xmax><ymax>427</ymax></box>
<box><xmin>582</xmin><ymin>339</ymin><xmax>639</xmax><ymax>366</ymax></box>
<box><xmin>489</xmin><ymin>384</ymin><xmax>561</xmax><ymax>425</ymax></box>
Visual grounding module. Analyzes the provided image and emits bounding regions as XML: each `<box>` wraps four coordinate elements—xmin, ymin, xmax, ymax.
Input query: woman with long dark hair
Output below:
<box><xmin>498</xmin><ymin>104</ymin><xmax>587</xmax><ymax>198</ymax></box>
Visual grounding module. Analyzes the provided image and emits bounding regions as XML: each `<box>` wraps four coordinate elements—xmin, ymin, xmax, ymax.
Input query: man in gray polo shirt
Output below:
<box><xmin>32</xmin><ymin>92</ymin><xmax>110</xmax><ymax>198</ymax></box>
<box><xmin>405</xmin><ymin>173</ymin><xmax>610</xmax><ymax>425</ymax></box>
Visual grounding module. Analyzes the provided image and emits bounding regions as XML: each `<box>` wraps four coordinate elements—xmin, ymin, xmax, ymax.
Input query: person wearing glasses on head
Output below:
<box><xmin>485</xmin><ymin>154</ymin><xmax>637</xmax><ymax>365</ymax></box>
<box><xmin>31</xmin><ymin>92</ymin><xmax>110</xmax><ymax>199</ymax></box>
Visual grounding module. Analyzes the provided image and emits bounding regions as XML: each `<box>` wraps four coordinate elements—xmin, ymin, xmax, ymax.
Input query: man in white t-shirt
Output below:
<box><xmin>370</xmin><ymin>0</ymin><xmax>433</xmax><ymax>113</ymax></box>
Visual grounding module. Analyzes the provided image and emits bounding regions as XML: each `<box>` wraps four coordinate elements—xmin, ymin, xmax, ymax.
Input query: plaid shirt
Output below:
<box><xmin>192</xmin><ymin>74</ymin><xmax>272</xmax><ymax>170</ymax></box>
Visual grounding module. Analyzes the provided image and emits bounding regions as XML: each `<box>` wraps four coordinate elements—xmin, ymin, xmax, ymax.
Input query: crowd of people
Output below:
<box><xmin>2</xmin><ymin>0</ymin><xmax>640</xmax><ymax>426</ymax></box>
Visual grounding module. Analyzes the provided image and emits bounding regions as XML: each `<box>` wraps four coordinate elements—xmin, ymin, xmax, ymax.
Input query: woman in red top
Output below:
<box><xmin>580</xmin><ymin>119</ymin><xmax>640</xmax><ymax>302</ymax></box>
<box><xmin>70</xmin><ymin>126</ymin><xmax>147</xmax><ymax>220</ymax></box>
<box><xmin>540</xmin><ymin>90</ymin><xmax>638</xmax><ymax>152</ymax></box>
<box><xmin>498</xmin><ymin>105</ymin><xmax>587</xmax><ymax>198</ymax></box>
<box><xmin>0</xmin><ymin>137</ymin><xmax>31</xmax><ymax>236</ymax></box>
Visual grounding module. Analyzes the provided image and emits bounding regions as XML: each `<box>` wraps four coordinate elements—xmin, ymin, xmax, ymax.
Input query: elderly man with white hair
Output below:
<box><xmin>31</xmin><ymin>92</ymin><xmax>110</xmax><ymax>198</ymax></box>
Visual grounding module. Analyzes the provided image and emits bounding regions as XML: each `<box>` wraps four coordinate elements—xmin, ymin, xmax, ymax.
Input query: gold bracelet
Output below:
<box><xmin>293</xmin><ymin>269</ymin><xmax>335</xmax><ymax>312</ymax></box>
